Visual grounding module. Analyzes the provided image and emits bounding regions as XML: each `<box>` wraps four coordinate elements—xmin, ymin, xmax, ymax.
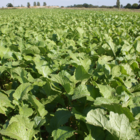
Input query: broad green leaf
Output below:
<box><xmin>86</xmin><ymin>109</ymin><xmax>140</xmax><ymax>140</ymax></box>
<box><xmin>84</xmin><ymin>135</ymin><xmax>95</xmax><ymax>140</ymax></box>
<box><xmin>0</xmin><ymin>92</ymin><xmax>14</xmax><ymax>115</ymax></box>
<box><xmin>129</xmin><ymin>84</ymin><xmax>140</xmax><ymax>93</ymax></box>
<box><xmin>50</xmin><ymin>108</ymin><xmax>72</xmax><ymax>129</ymax></box>
<box><xmin>71</xmin><ymin>108</ymin><xmax>85</xmax><ymax>121</ymax></box>
<box><xmin>1</xmin><ymin>26</ymin><xmax>9</xmax><ymax>34</ymax></box>
<box><xmin>41</xmin><ymin>94</ymin><xmax>65</xmax><ymax>106</ymax></box>
<box><xmin>74</xmin><ymin>65</ymin><xmax>90</xmax><ymax>81</ymax></box>
<box><xmin>130</xmin><ymin>61</ymin><xmax>139</xmax><ymax>71</ymax></box>
<box><xmin>103</xmin><ymin>64</ymin><xmax>111</xmax><ymax>77</ymax></box>
<box><xmin>112</xmin><ymin>65</ymin><xmax>121</xmax><ymax>77</ymax></box>
<box><xmin>11</xmin><ymin>67</ymin><xmax>28</xmax><ymax>83</ymax></box>
<box><xmin>51</xmin><ymin>71</ymin><xmax>73</xmax><ymax>94</ymax></box>
<box><xmin>0</xmin><ymin>115</ymin><xmax>35</xmax><ymax>140</ymax></box>
<box><xmin>85</xmin><ymin>124</ymin><xmax>105</xmax><ymax>140</ymax></box>
<box><xmin>33</xmin><ymin>56</ymin><xmax>52</xmax><ymax>77</ymax></box>
<box><xmin>0</xmin><ymin>66</ymin><xmax>6</xmax><ymax>75</ymax></box>
<box><xmin>22</xmin><ymin>46</ymin><xmax>40</xmax><ymax>55</ymax></box>
<box><xmin>13</xmin><ymin>83</ymin><xmax>33</xmax><ymax>101</ymax></box>
<box><xmin>72</xmin><ymin>84</ymin><xmax>91</xmax><ymax>100</ymax></box>
<box><xmin>87</xmin><ymin>85</ymin><xmax>100</xmax><ymax>99</ymax></box>
<box><xmin>34</xmin><ymin>116</ymin><xmax>46</xmax><ymax>128</ymax></box>
<box><xmin>120</xmin><ymin>64</ymin><xmax>133</xmax><ymax>76</ymax></box>
<box><xmin>19</xmin><ymin>104</ymin><xmax>33</xmax><ymax>117</ymax></box>
<box><xmin>97</xmin><ymin>55</ymin><xmax>113</xmax><ymax>66</ymax></box>
<box><xmin>0</xmin><ymin>46</ymin><xmax>13</xmax><ymax>59</ymax></box>
<box><xmin>94</xmin><ymin>97</ymin><xmax>119</xmax><ymax>105</ymax></box>
<box><xmin>128</xmin><ymin>96</ymin><xmax>140</xmax><ymax>118</ymax></box>
<box><xmin>79</xmin><ymin>56</ymin><xmax>91</xmax><ymax>72</ymax></box>
<box><xmin>95</xmin><ymin>103</ymin><xmax>134</xmax><ymax>122</ymax></box>
<box><xmin>134</xmin><ymin>40</ymin><xmax>140</xmax><ymax>53</ymax></box>
<box><xmin>28</xmin><ymin>95</ymin><xmax>48</xmax><ymax>118</ymax></box>
<box><xmin>105</xmin><ymin>34</ymin><xmax>116</xmax><ymax>57</ymax></box>
<box><xmin>96</xmin><ymin>84</ymin><xmax>115</xmax><ymax>98</ymax></box>
<box><xmin>121</xmin><ymin>42</ymin><xmax>132</xmax><ymax>54</ymax></box>
<box><xmin>2</xmin><ymin>136</ymin><xmax>13</xmax><ymax>140</ymax></box>
<box><xmin>39</xmin><ymin>66</ymin><xmax>52</xmax><ymax>77</ymax></box>
<box><xmin>77</xmin><ymin>27</ymin><xmax>84</xmax><ymax>36</ymax></box>
<box><xmin>52</xmin><ymin>126</ymin><xmax>75</xmax><ymax>140</ymax></box>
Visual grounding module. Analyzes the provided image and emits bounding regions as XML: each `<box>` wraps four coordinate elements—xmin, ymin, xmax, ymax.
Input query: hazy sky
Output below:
<box><xmin>0</xmin><ymin>0</ymin><xmax>139</xmax><ymax>7</ymax></box>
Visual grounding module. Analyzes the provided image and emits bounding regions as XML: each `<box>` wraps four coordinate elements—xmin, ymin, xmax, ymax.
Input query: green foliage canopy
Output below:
<box><xmin>0</xmin><ymin>8</ymin><xmax>140</xmax><ymax>140</ymax></box>
<box><xmin>6</xmin><ymin>3</ymin><xmax>13</xmax><ymax>7</ymax></box>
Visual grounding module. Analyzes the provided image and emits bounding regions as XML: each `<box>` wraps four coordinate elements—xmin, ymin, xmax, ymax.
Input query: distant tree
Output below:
<box><xmin>132</xmin><ymin>3</ymin><xmax>138</xmax><ymax>9</ymax></box>
<box><xmin>121</xmin><ymin>4</ymin><xmax>123</xmax><ymax>8</ymax></box>
<box><xmin>21</xmin><ymin>4</ymin><xmax>24</xmax><ymax>7</ymax></box>
<box><xmin>6</xmin><ymin>3</ymin><xmax>13</xmax><ymax>7</ymax></box>
<box><xmin>76</xmin><ymin>4</ymin><xmax>83</xmax><ymax>8</ymax></box>
<box><xmin>43</xmin><ymin>2</ymin><xmax>47</xmax><ymax>6</ymax></box>
<box><xmin>27</xmin><ymin>2</ymin><xmax>30</xmax><ymax>8</ymax></box>
<box><xmin>113</xmin><ymin>5</ymin><xmax>117</xmax><ymax>8</ymax></box>
<box><xmin>138</xmin><ymin>1</ymin><xmax>140</xmax><ymax>9</ymax></box>
<box><xmin>116</xmin><ymin>0</ymin><xmax>120</xmax><ymax>8</ymax></box>
<box><xmin>100</xmin><ymin>5</ymin><xmax>107</xmax><ymax>8</ymax></box>
<box><xmin>100</xmin><ymin>5</ymin><xmax>110</xmax><ymax>8</ymax></box>
<box><xmin>67</xmin><ymin>3</ymin><xmax>111</xmax><ymax>8</ymax></box>
<box><xmin>125</xmin><ymin>3</ymin><xmax>132</xmax><ymax>9</ymax></box>
<box><xmin>34</xmin><ymin>2</ymin><xmax>36</xmax><ymax>6</ymax></box>
<box><xmin>37</xmin><ymin>2</ymin><xmax>40</xmax><ymax>6</ymax></box>
<box><xmin>83</xmin><ymin>3</ymin><xmax>89</xmax><ymax>8</ymax></box>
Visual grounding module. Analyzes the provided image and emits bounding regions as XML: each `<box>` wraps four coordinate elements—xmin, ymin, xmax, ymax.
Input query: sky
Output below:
<box><xmin>0</xmin><ymin>0</ymin><xmax>139</xmax><ymax>7</ymax></box>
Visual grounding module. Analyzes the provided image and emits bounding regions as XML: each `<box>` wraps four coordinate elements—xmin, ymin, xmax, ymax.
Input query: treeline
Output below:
<box><xmin>67</xmin><ymin>4</ymin><xmax>101</xmax><ymax>8</ymax></box>
<box><xmin>27</xmin><ymin>2</ymin><xmax>47</xmax><ymax>7</ymax></box>
<box><xmin>6</xmin><ymin>2</ymin><xmax>47</xmax><ymax>8</ymax></box>
<box><xmin>67</xmin><ymin>3</ymin><xmax>140</xmax><ymax>9</ymax></box>
<box><xmin>124</xmin><ymin>3</ymin><xmax>140</xmax><ymax>9</ymax></box>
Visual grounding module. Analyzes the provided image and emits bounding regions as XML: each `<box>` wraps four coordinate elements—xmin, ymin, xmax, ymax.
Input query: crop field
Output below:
<box><xmin>0</xmin><ymin>8</ymin><xmax>140</xmax><ymax>140</ymax></box>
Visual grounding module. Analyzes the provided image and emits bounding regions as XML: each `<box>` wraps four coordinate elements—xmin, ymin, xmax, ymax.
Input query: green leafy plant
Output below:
<box><xmin>0</xmin><ymin>8</ymin><xmax>140</xmax><ymax>140</ymax></box>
